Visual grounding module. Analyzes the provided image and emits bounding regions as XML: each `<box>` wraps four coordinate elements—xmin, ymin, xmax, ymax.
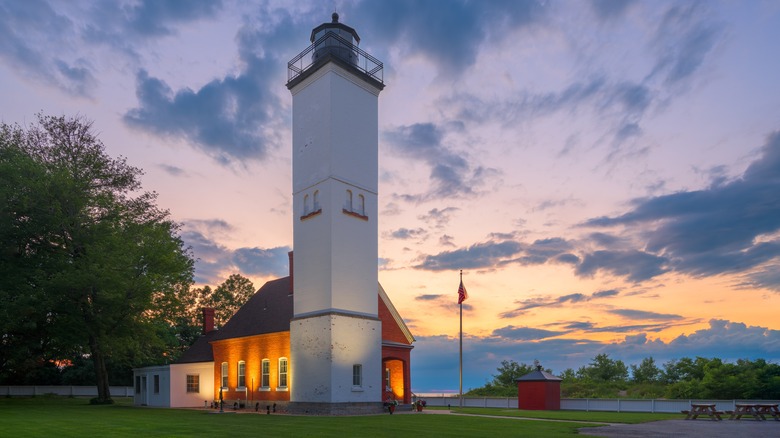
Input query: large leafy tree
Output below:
<box><xmin>205</xmin><ymin>274</ymin><xmax>255</xmax><ymax>328</ymax></box>
<box><xmin>0</xmin><ymin>115</ymin><xmax>194</xmax><ymax>402</ymax></box>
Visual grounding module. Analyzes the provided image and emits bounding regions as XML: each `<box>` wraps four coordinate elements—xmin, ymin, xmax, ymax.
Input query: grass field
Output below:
<box><xmin>0</xmin><ymin>397</ymin><xmax>678</xmax><ymax>437</ymax></box>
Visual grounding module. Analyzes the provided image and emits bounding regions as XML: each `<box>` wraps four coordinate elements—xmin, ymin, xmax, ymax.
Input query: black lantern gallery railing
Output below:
<box><xmin>287</xmin><ymin>31</ymin><xmax>383</xmax><ymax>85</ymax></box>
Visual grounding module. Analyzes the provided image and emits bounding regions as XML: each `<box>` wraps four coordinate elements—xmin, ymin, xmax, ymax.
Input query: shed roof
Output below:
<box><xmin>516</xmin><ymin>369</ymin><xmax>563</xmax><ymax>382</ymax></box>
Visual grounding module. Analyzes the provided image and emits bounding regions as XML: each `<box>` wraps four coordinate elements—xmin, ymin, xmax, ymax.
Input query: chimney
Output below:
<box><xmin>202</xmin><ymin>307</ymin><xmax>215</xmax><ymax>334</ymax></box>
<box><xmin>288</xmin><ymin>250</ymin><xmax>294</xmax><ymax>294</ymax></box>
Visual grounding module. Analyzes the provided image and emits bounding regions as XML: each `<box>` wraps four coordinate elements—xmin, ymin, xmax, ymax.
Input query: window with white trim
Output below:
<box><xmin>186</xmin><ymin>374</ymin><xmax>199</xmax><ymax>393</ymax></box>
<box><xmin>278</xmin><ymin>357</ymin><xmax>288</xmax><ymax>389</ymax></box>
<box><xmin>221</xmin><ymin>362</ymin><xmax>228</xmax><ymax>389</ymax></box>
<box><xmin>353</xmin><ymin>364</ymin><xmax>362</xmax><ymax>387</ymax></box>
<box><xmin>261</xmin><ymin>359</ymin><xmax>270</xmax><ymax>389</ymax></box>
<box><xmin>237</xmin><ymin>361</ymin><xmax>246</xmax><ymax>389</ymax></box>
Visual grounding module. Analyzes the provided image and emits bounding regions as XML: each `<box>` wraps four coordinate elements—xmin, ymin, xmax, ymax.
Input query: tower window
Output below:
<box><xmin>343</xmin><ymin>190</ymin><xmax>368</xmax><ymax>220</ymax></box>
<box><xmin>345</xmin><ymin>190</ymin><xmax>353</xmax><ymax>211</ymax></box>
<box><xmin>301</xmin><ymin>191</ymin><xmax>322</xmax><ymax>220</ymax></box>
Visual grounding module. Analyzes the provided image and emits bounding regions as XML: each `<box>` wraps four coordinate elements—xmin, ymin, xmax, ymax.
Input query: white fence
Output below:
<box><xmin>422</xmin><ymin>396</ymin><xmax>780</xmax><ymax>413</ymax></box>
<box><xmin>1</xmin><ymin>386</ymin><xmax>134</xmax><ymax>397</ymax></box>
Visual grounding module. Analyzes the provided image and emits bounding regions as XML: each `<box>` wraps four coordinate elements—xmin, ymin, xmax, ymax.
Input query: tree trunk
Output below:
<box><xmin>89</xmin><ymin>334</ymin><xmax>112</xmax><ymax>403</ymax></box>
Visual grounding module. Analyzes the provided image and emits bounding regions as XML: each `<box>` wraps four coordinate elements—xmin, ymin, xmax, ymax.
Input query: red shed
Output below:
<box><xmin>516</xmin><ymin>365</ymin><xmax>562</xmax><ymax>410</ymax></box>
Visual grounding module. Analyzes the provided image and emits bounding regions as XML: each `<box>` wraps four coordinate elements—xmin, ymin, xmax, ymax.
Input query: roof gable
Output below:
<box><xmin>379</xmin><ymin>283</ymin><xmax>415</xmax><ymax>345</ymax></box>
<box><xmin>210</xmin><ymin>277</ymin><xmax>293</xmax><ymax>341</ymax></box>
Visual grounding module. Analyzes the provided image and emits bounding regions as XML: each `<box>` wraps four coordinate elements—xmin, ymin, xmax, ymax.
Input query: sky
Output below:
<box><xmin>2</xmin><ymin>0</ymin><xmax>780</xmax><ymax>394</ymax></box>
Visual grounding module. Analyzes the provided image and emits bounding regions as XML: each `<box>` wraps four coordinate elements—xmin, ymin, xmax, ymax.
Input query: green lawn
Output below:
<box><xmin>0</xmin><ymin>397</ymin><xmax>675</xmax><ymax>437</ymax></box>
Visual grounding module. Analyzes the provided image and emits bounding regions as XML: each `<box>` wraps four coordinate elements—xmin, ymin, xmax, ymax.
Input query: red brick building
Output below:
<box><xmin>173</xmin><ymin>273</ymin><xmax>414</xmax><ymax>408</ymax></box>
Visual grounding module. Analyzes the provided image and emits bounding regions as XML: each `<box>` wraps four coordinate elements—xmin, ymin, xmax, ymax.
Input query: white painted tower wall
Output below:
<box><xmin>289</xmin><ymin>59</ymin><xmax>382</xmax><ymax>405</ymax></box>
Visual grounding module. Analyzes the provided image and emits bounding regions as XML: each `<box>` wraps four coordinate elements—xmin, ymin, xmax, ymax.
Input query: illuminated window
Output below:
<box><xmin>237</xmin><ymin>361</ymin><xmax>246</xmax><ymax>388</ymax></box>
<box><xmin>221</xmin><ymin>362</ymin><xmax>228</xmax><ymax>389</ymax></box>
<box><xmin>357</xmin><ymin>194</ymin><xmax>365</xmax><ymax>215</ymax></box>
<box><xmin>385</xmin><ymin>368</ymin><xmax>391</xmax><ymax>390</ymax></box>
<box><xmin>186</xmin><ymin>375</ymin><xmax>199</xmax><ymax>393</ymax></box>
<box><xmin>353</xmin><ymin>364</ymin><xmax>362</xmax><ymax>387</ymax></box>
<box><xmin>261</xmin><ymin>359</ymin><xmax>270</xmax><ymax>389</ymax></box>
<box><xmin>153</xmin><ymin>375</ymin><xmax>160</xmax><ymax>394</ymax></box>
<box><xmin>278</xmin><ymin>358</ymin><xmax>288</xmax><ymax>389</ymax></box>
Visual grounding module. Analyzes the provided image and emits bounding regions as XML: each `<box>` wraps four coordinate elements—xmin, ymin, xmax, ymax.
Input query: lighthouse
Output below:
<box><xmin>286</xmin><ymin>13</ymin><xmax>385</xmax><ymax>414</ymax></box>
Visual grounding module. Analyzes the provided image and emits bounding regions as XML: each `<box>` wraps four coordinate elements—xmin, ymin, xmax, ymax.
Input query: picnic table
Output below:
<box><xmin>728</xmin><ymin>403</ymin><xmax>780</xmax><ymax>421</ymax></box>
<box><xmin>682</xmin><ymin>403</ymin><xmax>723</xmax><ymax>420</ymax></box>
<box><xmin>758</xmin><ymin>404</ymin><xmax>780</xmax><ymax>421</ymax></box>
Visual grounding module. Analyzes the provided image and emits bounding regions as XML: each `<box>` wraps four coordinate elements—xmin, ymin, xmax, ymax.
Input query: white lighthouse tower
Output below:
<box><xmin>286</xmin><ymin>13</ymin><xmax>385</xmax><ymax>414</ymax></box>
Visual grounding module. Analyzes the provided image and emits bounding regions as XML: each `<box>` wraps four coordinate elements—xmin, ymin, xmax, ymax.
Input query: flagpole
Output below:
<box><xmin>459</xmin><ymin>269</ymin><xmax>463</xmax><ymax>408</ymax></box>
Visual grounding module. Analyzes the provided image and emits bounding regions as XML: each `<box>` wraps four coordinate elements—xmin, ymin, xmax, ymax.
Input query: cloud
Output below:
<box><xmin>499</xmin><ymin>289</ymin><xmax>621</xmax><ymax>319</ymax></box>
<box><xmin>590</xmin><ymin>0</ymin><xmax>637</xmax><ymax>21</ymax></box>
<box><xmin>158</xmin><ymin>164</ymin><xmax>188</xmax><ymax>177</ymax></box>
<box><xmin>576</xmin><ymin>249</ymin><xmax>670</xmax><ymax>282</ymax></box>
<box><xmin>122</xmin><ymin>0</ymin><xmax>223</xmax><ymax>36</ymax></box>
<box><xmin>0</xmin><ymin>0</ymin><xmax>96</xmax><ymax>96</ymax></box>
<box><xmin>592</xmin><ymin>289</ymin><xmax>620</xmax><ymax>298</ymax></box>
<box><xmin>492</xmin><ymin>326</ymin><xmax>565</xmax><ymax>341</ymax></box>
<box><xmin>123</xmin><ymin>9</ymin><xmax>304</xmax><ymax>165</ymax></box>
<box><xmin>419</xmin><ymin>207</ymin><xmax>460</xmax><ymax>228</ymax></box>
<box><xmin>416</xmin><ymin>294</ymin><xmax>443</xmax><ymax>301</ymax></box>
<box><xmin>608</xmin><ymin>309</ymin><xmax>683</xmax><ymax>321</ymax></box>
<box><xmin>180</xmin><ymin>222</ymin><xmax>290</xmax><ymax>284</ymax></box>
<box><xmin>583</xmin><ymin>131</ymin><xmax>780</xmax><ymax>287</ymax></box>
<box><xmin>386</xmin><ymin>227</ymin><xmax>427</xmax><ymax>240</ymax></box>
<box><xmin>415</xmin><ymin>240</ymin><xmax>523</xmax><ymax>271</ymax></box>
<box><xmin>647</xmin><ymin>2</ymin><xmax>723</xmax><ymax>87</ymax></box>
<box><xmin>353</xmin><ymin>0</ymin><xmax>544</xmax><ymax>78</ymax></box>
<box><xmin>439</xmin><ymin>235</ymin><xmax>456</xmax><ymax>247</ymax></box>
<box><xmin>384</xmin><ymin>123</ymin><xmax>499</xmax><ymax>201</ymax></box>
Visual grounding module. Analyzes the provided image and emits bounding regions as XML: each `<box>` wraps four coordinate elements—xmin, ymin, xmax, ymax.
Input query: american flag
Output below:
<box><xmin>457</xmin><ymin>280</ymin><xmax>468</xmax><ymax>304</ymax></box>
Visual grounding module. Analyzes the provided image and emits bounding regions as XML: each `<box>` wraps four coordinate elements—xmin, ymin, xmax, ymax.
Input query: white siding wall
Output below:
<box><xmin>169</xmin><ymin>362</ymin><xmax>215</xmax><ymax>408</ymax></box>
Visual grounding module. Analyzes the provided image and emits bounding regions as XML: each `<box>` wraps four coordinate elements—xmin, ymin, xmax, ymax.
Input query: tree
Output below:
<box><xmin>578</xmin><ymin>354</ymin><xmax>628</xmax><ymax>382</ymax></box>
<box><xmin>0</xmin><ymin>115</ymin><xmax>194</xmax><ymax>402</ymax></box>
<box><xmin>631</xmin><ymin>357</ymin><xmax>661</xmax><ymax>383</ymax></box>
<box><xmin>465</xmin><ymin>360</ymin><xmax>538</xmax><ymax>396</ymax></box>
<box><xmin>200</xmin><ymin>274</ymin><xmax>255</xmax><ymax>328</ymax></box>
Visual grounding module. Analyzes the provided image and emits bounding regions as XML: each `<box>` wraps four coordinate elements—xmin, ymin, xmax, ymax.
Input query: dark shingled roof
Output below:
<box><xmin>175</xmin><ymin>330</ymin><xmax>217</xmax><ymax>364</ymax></box>
<box><xmin>209</xmin><ymin>276</ymin><xmax>293</xmax><ymax>341</ymax></box>
<box><xmin>516</xmin><ymin>369</ymin><xmax>563</xmax><ymax>382</ymax></box>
